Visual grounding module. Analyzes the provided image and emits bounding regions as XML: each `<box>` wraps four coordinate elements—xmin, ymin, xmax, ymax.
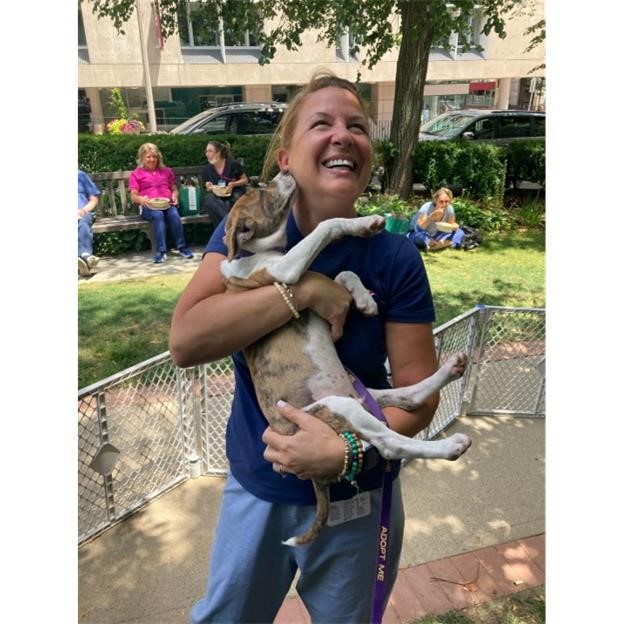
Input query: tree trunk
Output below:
<box><xmin>387</xmin><ymin>1</ymin><xmax>436</xmax><ymax>199</ymax></box>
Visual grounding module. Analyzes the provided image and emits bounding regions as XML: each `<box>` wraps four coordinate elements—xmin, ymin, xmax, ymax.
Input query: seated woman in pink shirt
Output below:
<box><xmin>129</xmin><ymin>142</ymin><xmax>194</xmax><ymax>263</ymax></box>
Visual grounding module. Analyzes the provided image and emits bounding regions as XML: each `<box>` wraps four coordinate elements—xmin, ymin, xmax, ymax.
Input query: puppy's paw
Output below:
<box><xmin>335</xmin><ymin>271</ymin><xmax>378</xmax><ymax>316</ymax></box>
<box><xmin>357</xmin><ymin>214</ymin><xmax>385</xmax><ymax>237</ymax></box>
<box><xmin>441</xmin><ymin>352</ymin><xmax>468</xmax><ymax>381</ymax></box>
<box><xmin>441</xmin><ymin>433</ymin><xmax>472</xmax><ymax>460</ymax></box>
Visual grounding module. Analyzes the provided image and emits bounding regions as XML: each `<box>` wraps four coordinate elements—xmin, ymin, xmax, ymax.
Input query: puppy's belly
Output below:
<box><xmin>244</xmin><ymin>312</ymin><xmax>356</xmax><ymax>435</ymax></box>
<box><xmin>303</xmin><ymin>314</ymin><xmax>356</xmax><ymax>400</ymax></box>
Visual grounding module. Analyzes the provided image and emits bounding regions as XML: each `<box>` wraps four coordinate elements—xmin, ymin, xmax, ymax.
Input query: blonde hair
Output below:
<box><xmin>261</xmin><ymin>70</ymin><xmax>370</xmax><ymax>181</ymax></box>
<box><xmin>432</xmin><ymin>187</ymin><xmax>453</xmax><ymax>203</ymax></box>
<box><xmin>137</xmin><ymin>142</ymin><xmax>165</xmax><ymax>168</ymax></box>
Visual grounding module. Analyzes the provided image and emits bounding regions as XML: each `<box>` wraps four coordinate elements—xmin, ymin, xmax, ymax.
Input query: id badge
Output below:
<box><xmin>327</xmin><ymin>491</ymin><xmax>371</xmax><ymax>526</ymax></box>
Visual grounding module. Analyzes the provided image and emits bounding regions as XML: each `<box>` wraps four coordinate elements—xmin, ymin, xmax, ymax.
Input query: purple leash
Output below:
<box><xmin>348</xmin><ymin>372</ymin><xmax>397</xmax><ymax>624</ymax></box>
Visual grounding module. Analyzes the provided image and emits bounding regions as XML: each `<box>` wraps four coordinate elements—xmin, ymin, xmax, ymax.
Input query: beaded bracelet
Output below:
<box><xmin>340</xmin><ymin>431</ymin><xmax>364</xmax><ymax>485</ymax></box>
<box><xmin>273</xmin><ymin>282</ymin><xmax>300</xmax><ymax>319</ymax></box>
<box><xmin>338</xmin><ymin>433</ymin><xmax>353</xmax><ymax>480</ymax></box>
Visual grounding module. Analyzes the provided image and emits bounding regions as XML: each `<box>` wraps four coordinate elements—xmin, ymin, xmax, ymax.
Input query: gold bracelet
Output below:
<box><xmin>274</xmin><ymin>282</ymin><xmax>300</xmax><ymax>319</ymax></box>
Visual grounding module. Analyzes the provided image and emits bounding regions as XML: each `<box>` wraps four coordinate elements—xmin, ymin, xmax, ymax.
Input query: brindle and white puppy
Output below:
<box><xmin>221</xmin><ymin>173</ymin><xmax>472</xmax><ymax>546</ymax></box>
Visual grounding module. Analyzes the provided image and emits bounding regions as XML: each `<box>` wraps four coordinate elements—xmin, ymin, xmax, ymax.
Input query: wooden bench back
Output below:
<box><xmin>91</xmin><ymin>165</ymin><xmax>205</xmax><ymax>218</ymax></box>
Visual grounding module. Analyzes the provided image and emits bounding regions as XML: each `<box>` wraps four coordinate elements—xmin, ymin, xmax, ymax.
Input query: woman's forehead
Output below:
<box><xmin>300</xmin><ymin>86</ymin><xmax>365</xmax><ymax>119</ymax></box>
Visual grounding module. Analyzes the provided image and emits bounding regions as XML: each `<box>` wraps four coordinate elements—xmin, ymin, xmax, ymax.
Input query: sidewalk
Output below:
<box><xmin>78</xmin><ymin>245</ymin><xmax>205</xmax><ymax>283</ymax></box>
<box><xmin>78</xmin><ymin>415</ymin><xmax>545</xmax><ymax>623</ymax></box>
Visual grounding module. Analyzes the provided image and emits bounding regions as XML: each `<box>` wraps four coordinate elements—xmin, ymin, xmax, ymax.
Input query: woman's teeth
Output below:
<box><xmin>323</xmin><ymin>159</ymin><xmax>355</xmax><ymax>171</ymax></box>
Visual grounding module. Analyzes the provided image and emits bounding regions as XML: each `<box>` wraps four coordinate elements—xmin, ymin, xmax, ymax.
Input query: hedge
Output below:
<box><xmin>78</xmin><ymin>133</ymin><xmax>272</xmax><ymax>177</ymax></box>
<box><xmin>78</xmin><ymin>134</ymin><xmax>545</xmax><ymax>202</ymax></box>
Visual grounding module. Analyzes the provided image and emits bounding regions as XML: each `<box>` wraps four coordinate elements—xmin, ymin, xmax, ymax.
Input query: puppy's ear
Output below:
<box><xmin>272</xmin><ymin>171</ymin><xmax>296</xmax><ymax>202</ymax></box>
<box><xmin>223</xmin><ymin>214</ymin><xmax>239</xmax><ymax>261</ymax></box>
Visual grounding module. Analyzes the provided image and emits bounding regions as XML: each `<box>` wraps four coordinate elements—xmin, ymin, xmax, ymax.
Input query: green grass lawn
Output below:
<box><xmin>410</xmin><ymin>586</ymin><xmax>545</xmax><ymax>624</ymax></box>
<box><xmin>78</xmin><ymin>229</ymin><xmax>544</xmax><ymax>389</ymax></box>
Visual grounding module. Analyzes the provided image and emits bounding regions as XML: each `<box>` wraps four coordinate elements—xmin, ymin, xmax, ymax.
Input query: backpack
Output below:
<box><xmin>460</xmin><ymin>225</ymin><xmax>484</xmax><ymax>250</ymax></box>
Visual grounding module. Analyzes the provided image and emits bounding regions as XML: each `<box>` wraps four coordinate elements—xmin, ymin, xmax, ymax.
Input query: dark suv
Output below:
<box><xmin>170</xmin><ymin>102</ymin><xmax>287</xmax><ymax>136</ymax></box>
<box><xmin>419</xmin><ymin>109</ymin><xmax>545</xmax><ymax>144</ymax></box>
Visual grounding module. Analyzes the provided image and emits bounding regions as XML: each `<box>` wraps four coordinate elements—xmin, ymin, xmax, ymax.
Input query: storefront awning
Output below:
<box><xmin>469</xmin><ymin>81</ymin><xmax>497</xmax><ymax>92</ymax></box>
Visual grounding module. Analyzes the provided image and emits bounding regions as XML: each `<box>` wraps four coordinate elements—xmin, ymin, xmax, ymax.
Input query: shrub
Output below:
<box><xmin>94</xmin><ymin>230</ymin><xmax>150</xmax><ymax>255</ymax></box>
<box><xmin>78</xmin><ymin>134</ymin><xmax>272</xmax><ymax>177</ymax></box>
<box><xmin>411</xmin><ymin>141</ymin><xmax>507</xmax><ymax>201</ymax></box>
<box><xmin>510</xmin><ymin>197</ymin><xmax>545</xmax><ymax>229</ymax></box>
<box><xmin>505</xmin><ymin>140</ymin><xmax>545</xmax><ymax>187</ymax></box>
<box><xmin>453</xmin><ymin>197</ymin><xmax>514</xmax><ymax>232</ymax></box>
<box><xmin>356</xmin><ymin>193</ymin><xmax>414</xmax><ymax>219</ymax></box>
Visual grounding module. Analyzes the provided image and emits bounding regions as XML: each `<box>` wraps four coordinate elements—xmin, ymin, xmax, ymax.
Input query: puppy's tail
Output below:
<box><xmin>282</xmin><ymin>481</ymin><xmax>329</xmax><ymax>547</ymax></box>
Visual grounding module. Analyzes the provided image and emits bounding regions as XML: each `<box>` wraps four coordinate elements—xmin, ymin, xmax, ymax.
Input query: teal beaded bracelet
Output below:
<box><xmin>341</xmin><ymin>431</ymin><xmax>364</xmax><ymax>484</ymax></box>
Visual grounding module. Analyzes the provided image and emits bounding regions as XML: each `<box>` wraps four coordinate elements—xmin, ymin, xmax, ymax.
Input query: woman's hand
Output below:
<box><xmin>262</xmin><ymin>401</ymin><xmax>344</xmax><ymax>480</ymax></box>
<box><xmin>205</xmin><ymin>182</ymin><xmax>213</xmax><ymax>190</ymax></box>
<box><xmin>430</xmin><ymin>207</ymin><xmax>444</xmax><ymax>221</ymax></box>
<box><xmin>291</xmin><ymin>272</ymin><xmax>353</xmax><ymax>341</ymax></box>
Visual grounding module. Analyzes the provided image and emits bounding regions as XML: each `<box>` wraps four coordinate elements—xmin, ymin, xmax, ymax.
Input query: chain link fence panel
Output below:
<box><xmin>78</xmin><ymin>306</ymin><xmax>544</xmax><ymax>545</ymax></box>
<box><xmin>466</xmin><ymin>306</ymin><xmax>545</xmax><ymax>417</ymax></box>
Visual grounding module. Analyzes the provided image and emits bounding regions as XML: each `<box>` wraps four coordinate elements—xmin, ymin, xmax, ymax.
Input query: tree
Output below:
<box><xmin>87</xmin><ymin>0</ymin><xmax>525</xmax><ymax>197</ymax></box>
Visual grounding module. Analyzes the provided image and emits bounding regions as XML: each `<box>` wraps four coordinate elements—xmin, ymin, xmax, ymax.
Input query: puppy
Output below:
<box><xmin>221</xmin><ymin>173</ymin><xmax>471</xmax><ymax>545</ymax></box>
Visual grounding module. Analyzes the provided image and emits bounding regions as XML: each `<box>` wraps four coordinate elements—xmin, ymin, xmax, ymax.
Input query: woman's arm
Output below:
<box><xmin>169</xmin><ymin>254</ymin><xmax>355</xmax><ymax>367</ymax></box>
<box><xmin>78</xmin><ymin>194</ymin><xmax>99</xmax><ymax>218</ymax></box>
<box><xmin>130</xmin><ymin>189</ymin><xmax>151</xmax><ymax>207</ymax></box>
<box><xmin>382</xmin><ymin>321</ymin><xmax>439</xmax><ymax>437</ymax></box>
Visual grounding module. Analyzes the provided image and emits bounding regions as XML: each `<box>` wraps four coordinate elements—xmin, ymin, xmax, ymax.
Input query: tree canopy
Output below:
<box><xmin>86</xmin><ymin>0</ymin><xmax>532</xmax><ymax>197</ymax></box>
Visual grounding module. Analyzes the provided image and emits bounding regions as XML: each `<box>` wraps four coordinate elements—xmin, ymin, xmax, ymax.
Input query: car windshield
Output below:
<box><xmin>420</xmin><ymin>113</ymin><xmax>478</xmax><ymax>138</ymax></box>
<box><xmin>169</xmin><ymin>110</ymin><xmax>217</xmax><ymax>134</ymax></box>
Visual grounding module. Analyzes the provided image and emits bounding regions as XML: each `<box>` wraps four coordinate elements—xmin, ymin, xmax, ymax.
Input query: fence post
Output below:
<box><xmin>464</xmin><ymin>305</ymin><xmax>492</xmax><ymax>416</ymax></box>
<box><xmin>176</xmin><ymin>366</ymin><xmax>202</xmax><ymax>478</ymax></box>
<box><xmin>532</xmin><ymin>356</ymin><xmax>546</xmax><ymax>417</ymax></box>
<box><xmin>95</xmin><ymin>391</ymin><xmax>117</xmax><ymax>521</ymax></box>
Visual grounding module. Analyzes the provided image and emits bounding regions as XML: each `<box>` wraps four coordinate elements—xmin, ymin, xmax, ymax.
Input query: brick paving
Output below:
<box><xmin>274</xmin><ymin>533</ymin><xmax>545</xmax><ymax>623</ymax></box>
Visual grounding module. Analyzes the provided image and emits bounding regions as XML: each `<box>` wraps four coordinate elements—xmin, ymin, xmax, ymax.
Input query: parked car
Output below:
<box><xmin>419</xmin><ymin>109</ymin><xmax>545</xmax><ymax>144</ymax></box>
<box><xmin>169</xmin><ymin>102</ymin><xmax>287</xmax><ymax>136</ymax></box>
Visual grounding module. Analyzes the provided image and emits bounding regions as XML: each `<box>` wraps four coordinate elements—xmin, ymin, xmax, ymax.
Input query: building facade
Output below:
<box><xmin>78</xmin><ymin>0</ymin><xmax>545</xmax><ymax>135</ymax></box>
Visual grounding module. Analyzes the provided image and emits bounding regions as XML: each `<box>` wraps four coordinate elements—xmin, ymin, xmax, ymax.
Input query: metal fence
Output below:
<box><xmin>78</xmin><ymin>305</ymin><xmax>544</xmax><ymax>545</ymax></box>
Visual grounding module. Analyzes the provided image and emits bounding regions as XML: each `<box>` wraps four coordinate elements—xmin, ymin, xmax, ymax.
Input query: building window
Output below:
<box><xmin>178</xmin><ymin>2</ymin><xmax>262</xmax><ymax>63</ymax></box>
<box><xmin>78</xmin><ymin>7</ymin><xmax>87</xmax><ymax>46</ymax></box>
<box><xmin>78</xmin><ymin>6</ymin><xmax>90</xmax><ymax>63</ymax></box>
<box><xmin>430</xmin><ymin>8</ymin><xmax>485</xmax><ymax>59</ymax></box>
<box><xmin>335</xmin><ymin>28</ymin><xmax>361</xmax><ymax>62</ymax></box>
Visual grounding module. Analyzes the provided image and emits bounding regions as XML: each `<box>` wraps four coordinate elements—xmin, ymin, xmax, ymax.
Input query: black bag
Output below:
<box><xmin>460</xmin><ymin>225</ymin><xmax>484</xmax><ymax>250</ymax></box>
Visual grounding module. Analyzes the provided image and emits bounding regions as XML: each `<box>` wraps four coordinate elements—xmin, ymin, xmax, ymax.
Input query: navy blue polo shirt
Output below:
<box><xmin>204</xmin><ymin>212</ymin><xmax>435</xmax><ymax>504</ymax></box>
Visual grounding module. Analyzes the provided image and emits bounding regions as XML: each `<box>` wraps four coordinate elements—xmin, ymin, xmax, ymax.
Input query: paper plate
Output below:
<box><xmin>212</xmin><ymin>186</ymin><xmax>232</xmax><ymax>198</ymax></box>
<box><xmin>148</xmin><ymin>197</ymin><xmax>170</xmax><ymax>210</ymax></box>
<box><xmin>435</xmin><ymin>221</ymin><xmax>457</xmax><ymax>233</ymax></box>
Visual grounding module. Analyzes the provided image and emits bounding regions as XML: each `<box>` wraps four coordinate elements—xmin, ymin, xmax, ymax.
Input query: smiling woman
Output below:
<box><xmin>170</xmin><ymin>70</ymin><xmax>440</xmax><ymax>624</ymax></box>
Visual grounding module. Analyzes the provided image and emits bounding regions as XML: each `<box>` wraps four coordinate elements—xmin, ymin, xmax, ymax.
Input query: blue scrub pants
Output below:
<box><xmin>141</xmin><ymin>205</ymin><xmax>187</xmax><ymax>253</ymax></box>
<box><xmin>78</xmin><ymin>212</ymin><xmax>94</xmax><ymax>257</ymax></box>
<box><xmin>190</xmin><ymin>473</ymin><xmax>405</xmax><ymax>624</ymax></box>
<box><xmin>408</xmin><ymin>227</ymin><xmax>465</xmax><ymax>249</ymax></box>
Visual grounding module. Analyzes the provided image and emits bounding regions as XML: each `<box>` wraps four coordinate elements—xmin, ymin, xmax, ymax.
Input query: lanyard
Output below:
<box><xmin>347</xmin><ymin>371</ymin><xmax>397</xmax><ymax>624</ymax></box>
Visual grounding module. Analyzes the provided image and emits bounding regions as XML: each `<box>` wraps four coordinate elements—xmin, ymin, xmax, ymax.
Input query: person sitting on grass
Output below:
<box><xmin>78</xmin><ymin>170</ymin><xmax>100</xmax><ymax>277</ymax></box>
<box><xmin>407</xmin><ymin>187</ymin><xmax>465</xmax><ymax>252</ymax></box>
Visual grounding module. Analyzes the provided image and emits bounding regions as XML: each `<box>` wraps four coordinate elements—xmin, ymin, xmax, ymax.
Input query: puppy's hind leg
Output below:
<box><xmin>369</xmin><ymin>352</ymin><xmax>467</xmax><ymax>412</ymax></box>
<box><xmin>305</xmin><ymin>396</ymin><xmax>471</xmax><ymax>462</ymax></box>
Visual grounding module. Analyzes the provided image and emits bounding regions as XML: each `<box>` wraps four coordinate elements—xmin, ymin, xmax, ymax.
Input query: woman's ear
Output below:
<box><xmin>277</xmin><ymin>148</ymin><xmax>290</xmax><ymax>174</ymax></box>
